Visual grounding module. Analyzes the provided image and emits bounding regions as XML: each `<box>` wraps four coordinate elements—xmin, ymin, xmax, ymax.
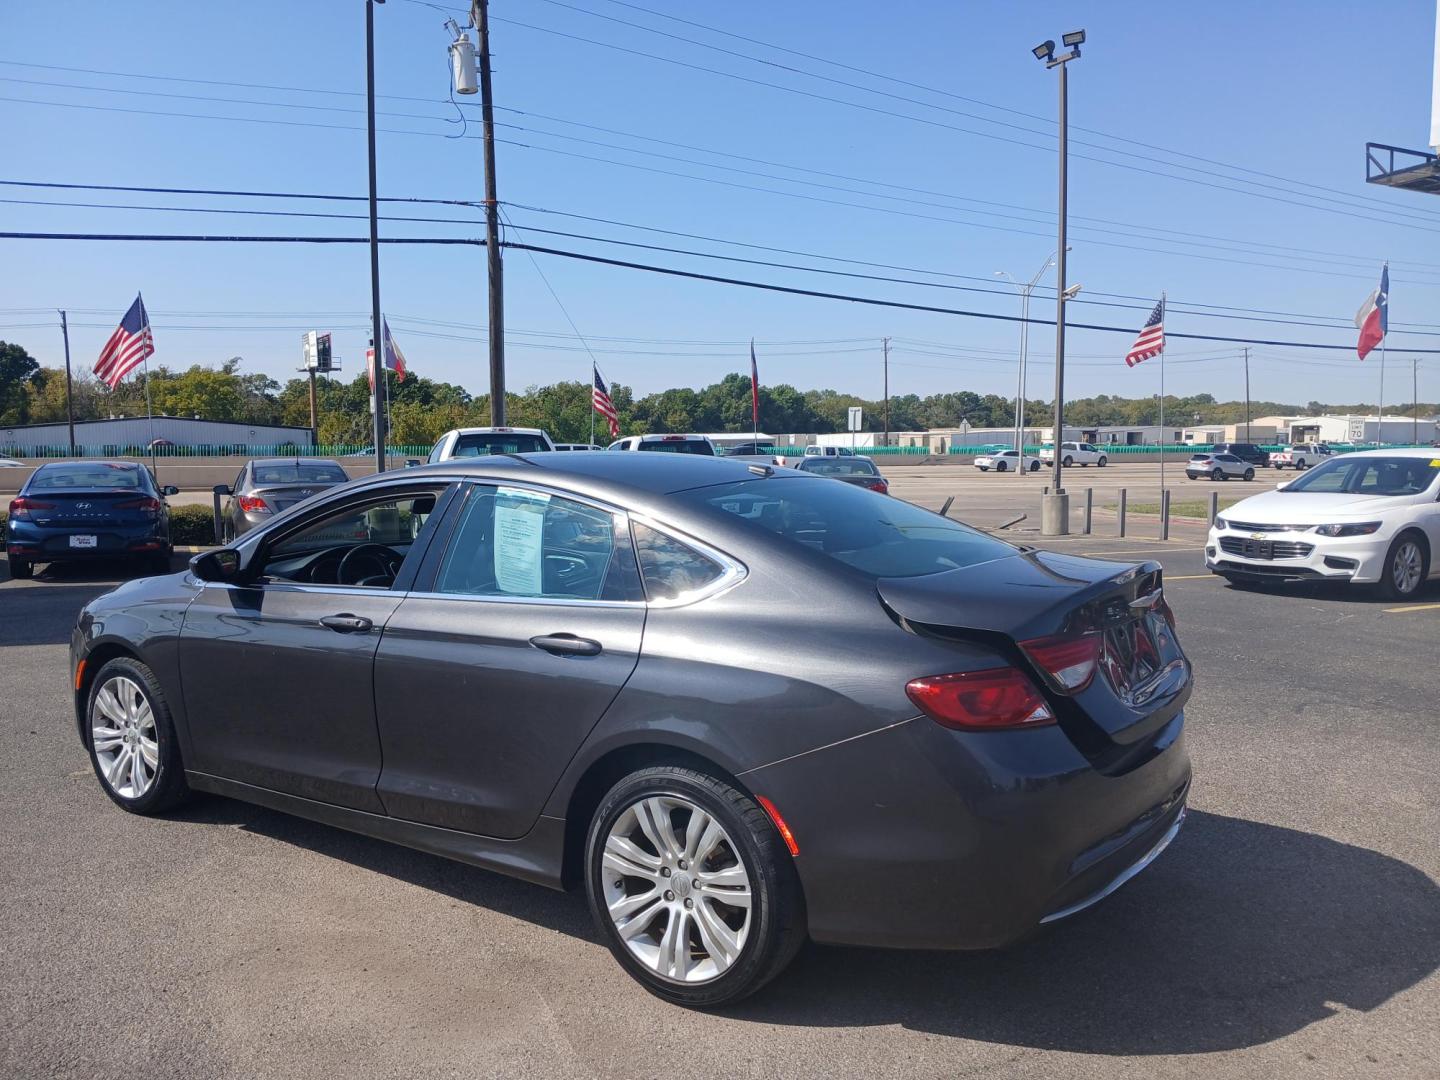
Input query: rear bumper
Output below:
<box><xmin>6</xmin><ymin>521</ymin><xmax>169</xmax><ymax>562</ymax></box>
<box><xmin>744</xmin><ymin>712</ymin><xmax>1191</xmax><ymax>950</ymax></box>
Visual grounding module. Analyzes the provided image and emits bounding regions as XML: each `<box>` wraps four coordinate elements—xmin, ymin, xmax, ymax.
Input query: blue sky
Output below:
<box><xmin>3</xmin><ymin>0</ymin><xmax>1439</xmax><ymax>411</ymax></box>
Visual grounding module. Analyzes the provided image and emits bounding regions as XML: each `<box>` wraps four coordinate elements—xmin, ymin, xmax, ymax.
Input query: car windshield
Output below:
<box><xmin>29</xmin><ymin>463</ymin><xmax>144</xmax><ymax>490</ymax></box>
<box><xmin>800</xmin><ymin>459</ymin><xmax>878</xmax><ymax>476</ymax></box>
<box><xmin>639</xmin><ymin>439</ymin><xmax>715</xmax><ymax>455</ymax></box>
<box><xmin>1279</xmin><ymin>455</ymin><xmax>1440</xmax><ymax>496</ymax></box>
<box><xmin>251</xmin><ymin>463</ymin><xmax>348</xmax><ymax>485</ymax></box>
<box><xmin>682</xmin><ymin>477</ymin><xmax>1015</xmax><ymax>578</ymax></box>
<box><xmin>452</xmin><ymin>433</ymin><xmax>550</xmax><ymax>456</ymax></box>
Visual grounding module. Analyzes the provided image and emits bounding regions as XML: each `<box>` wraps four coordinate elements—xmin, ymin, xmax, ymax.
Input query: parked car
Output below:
<box><xmin>6</xmin><ymin>460</ymin><xmax>178</xmax><ymax>578</ymax></box>
<box><xmin>1</xmin><ymin>456</ymin><xmax>26</xmax><ymax>467</ymax></box>
<box><xmin>1186</xmin><ymin>453</ymin><xmax>1254</xmax><ymax>481</ymax></box>
<box><xmin>607</xmin><ymin>434</ymin><xmax>716</xmax><ymax>455</ymax></box>
<box><xmin>427</xmin><ymin>427</ymin><xmax>556</xmax><ymax>462</ymax></box>
<box><xmin>70</xmin><ymin>453</ymin><xmax>1191</xmax><ymax>1006</ymax></box>
<box><xmin>554</xmin><ymin>443</ymin><xmax>604</xmax><ymax>451</ymax></box>
<box><xmin>146</xmin><ymin>439</ymin><xmax>176</xmax><ymax>450</ymax></box>
<box><xmin>974</xmin><ymin>449</ymin><xmax>1041</xmax><ymax>473</ymax></box>
<box><xmin>1039</xmin><ymin>441</ymin><xmax>1109</xmax><ymax>467</ymax></box>
<box><xmin>1210</xmin><ymin>443</ymin><xmax>1270</xmax><ymax>468</ymax></box>
<box><xmin>800</xmin><ymin>445</ymin><xmax>856</xmax><ymax>459</ymax></box>
<box><xmin>795</xmin><ymin>454</ymin><xmax>888</xmax><ymax>493</ymax></box>
<box><xmin>1206</xmin><ymin>449</ymin><xmax>1440</xmax><ymax>599</ymax></box>
<box><xmin>719</xmin><ymin>441</ymin><xmax>786</xmax><ymax>467</ymax></box>
<box><xmin>1268</xmin><ymin>443</ymin><xmax>1331</xmax><ymax>470</ymax></box>
<box><xmin>217</xmin><ymin>458</ymin><xmax>351</xmax><ymax>540</ymax></box>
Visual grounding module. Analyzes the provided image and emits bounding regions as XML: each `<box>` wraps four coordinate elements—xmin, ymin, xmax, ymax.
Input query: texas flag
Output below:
<box><xmin>1355</xmin><ymin>264</ymin><xmax>1388</xmax><ymax>360</ymax></box>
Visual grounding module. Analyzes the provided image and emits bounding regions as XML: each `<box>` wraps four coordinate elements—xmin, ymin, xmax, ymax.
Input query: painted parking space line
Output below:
<box><xmin>1382</xmin><ymin>602</ymin><xmax>1440</xmax><ymax>614</ymax></box>
<box><xmin>1162</xmin><ymin>573</ymin><xmax>1218</xmax><ymax>581</ymax></box>
<box><xmin>1078</xmin><ymin>547</ymin><xmax>1206</xmax><ymax>557</ymax></box>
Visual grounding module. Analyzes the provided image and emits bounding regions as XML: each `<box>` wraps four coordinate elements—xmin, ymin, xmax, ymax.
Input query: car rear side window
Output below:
<box><xmin>433</xmin><ymin>486</ymin><xmax>635</xmax><ymax>601</ymax></box>
<box><xmin>682</xmin><ymin>478</ymin><xmax>1015</xmax><ymax>579</ymax></box>
<box><xmin>631</xmin><ymin>522</ymin><xmax>725</xmax><ymax>600</ymax></box>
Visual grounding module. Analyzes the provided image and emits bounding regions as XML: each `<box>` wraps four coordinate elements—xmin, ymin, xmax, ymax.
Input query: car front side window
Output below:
<box><xmin>260</xmin><ymin>488</ymin><xmax>445</xmax><ymax>589</ymax></box>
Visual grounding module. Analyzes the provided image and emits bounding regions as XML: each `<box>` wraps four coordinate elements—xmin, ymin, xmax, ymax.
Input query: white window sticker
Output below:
<box><xmin>493</xmin><ymin>488</ymin><xmax>549</xmax><ymax>594</ymax></box>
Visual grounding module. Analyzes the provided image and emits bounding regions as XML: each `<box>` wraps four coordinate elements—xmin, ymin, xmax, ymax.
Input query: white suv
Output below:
<box><xmin>427</xmin><ymin>427</ymin><xmax>556</xmax><ymax>462</ymax></box>
<box><xmin>1039</xmin><ymin>441</ymin><xmax>1108</xmax><ymax>467</ymax></box>
<box><xmin>607</xmin><ymin>434</ymin><xmax>717</xmax><ymax>455</ymax></box>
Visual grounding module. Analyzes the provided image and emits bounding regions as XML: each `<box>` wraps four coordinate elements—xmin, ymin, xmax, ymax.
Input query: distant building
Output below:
<box><xmin>1</xmin><ymin>416</ymin><xmax>315</xmax><ymax>453</ymax></box>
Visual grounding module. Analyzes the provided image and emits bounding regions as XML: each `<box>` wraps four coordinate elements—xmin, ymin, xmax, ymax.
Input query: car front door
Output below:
<box><xmin>372</xmin><ymin>481</ymin><xmax>645</xmax><ymax>838</ymax></box>
<box><xmin>178</xmin><ymin>482</ymin><xmax>454</xmax><ymax>811</ymax></box>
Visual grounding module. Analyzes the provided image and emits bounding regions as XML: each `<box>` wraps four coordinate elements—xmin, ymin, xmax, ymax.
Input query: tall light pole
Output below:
<box><xmin>366</xmin><ymin>0</ymin><xmax>386</xmax><ymax>473</ymax></box>
<box><xmin>995</xmin><ymin>252</ymin><xmax>1057</xmax><ymax>465</ymax></box>
<box><xmin>1033</xmin><ymin>30</ymin><xmax>1084</xmax><ymax>535</ymax></box>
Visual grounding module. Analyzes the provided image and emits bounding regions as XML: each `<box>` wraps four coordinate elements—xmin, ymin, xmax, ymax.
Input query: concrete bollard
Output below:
<box><xmin>1208</xmin><ymin>490</ymin><xmax>1218</xmax><ymax>525</ymax></box>
<box><xmin>1084</xmin><ymin>488</ymin><xmax>1093</xmax><ymax>534</ymax></box>
<box><xmin>1160</xmin><ymin>489</ymin><xmax>1171</xmax><ymax>541</ymax></box>
<box><xmin>1118</xmin><ymin>488</ymin><xmax>1127</xmax><ymax>537</ymax></box>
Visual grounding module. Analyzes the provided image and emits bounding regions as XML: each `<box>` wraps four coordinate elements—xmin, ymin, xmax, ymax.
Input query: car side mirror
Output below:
<box><xmin>161</xmin><ymin>485</ymin><xmax>180</xmax><ymax>496</ymax></box>
<box><xmin>405</xmin><ymin>458</ymin><xmax>422</xmax><ymax>468</ymax></box>
<box><xmin>212</xmin><ymin>484</ymin><xmax>232</xmax><ymax>496</ymax></box>
<box><xmin>189</xmin><ymin>548</ymin><xmax>242</xmax><ymax>583</ymax></box>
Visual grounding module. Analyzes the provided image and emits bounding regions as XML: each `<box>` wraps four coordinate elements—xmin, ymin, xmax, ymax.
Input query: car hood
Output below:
<box><xmin>1221</xmin><ymin>489</ymin><xmax>1410</xmax><ymax>524</ymax></box>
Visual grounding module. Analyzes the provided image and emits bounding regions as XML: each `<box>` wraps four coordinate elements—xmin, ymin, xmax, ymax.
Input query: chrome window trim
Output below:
<box><xmin>628</xmin><ymin>512</ymin><xmax>748</xmax><ymax>609</ymax></box>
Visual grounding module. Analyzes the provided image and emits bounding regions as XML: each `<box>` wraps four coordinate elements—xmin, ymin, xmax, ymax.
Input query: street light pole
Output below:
<box><xmin>1033</xmin><ymin>30</ymin><xmax>1084</xmax><ymax>535</ymax></box>
<box><xmin>366</xmin><ymin>0</ymin><xmax>386</xmax><ymax>474</ymax></box>
<box><xmin>997</xmin><ymin>252</ymin><xmax>1057</xmax><ymax>466</ymax></box>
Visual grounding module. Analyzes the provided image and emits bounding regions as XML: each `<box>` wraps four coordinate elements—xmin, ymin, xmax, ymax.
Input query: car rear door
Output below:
<box><xmin>178</xmin><ymin>482</ymin><xmax>454</xmax><ymax>811</ymax></box>
<box><xmin>372</xmin><ymin>481</ymin><xmax>645</xmax><ymax>838</ymax></box>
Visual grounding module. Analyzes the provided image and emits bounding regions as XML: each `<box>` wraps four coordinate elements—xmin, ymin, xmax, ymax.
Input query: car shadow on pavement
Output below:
<box><xmin>736</xmin><ymin>809</ymin><xmax>1440</xmax><ymax>1054</ymax></box>
<box><xmin>1222</xmin><ymin>578</ymin><xmax>1440</xmax><ymax>604</ymax></box>
<box><xmin>168</xmin><ymin>801</ymin><xmax>1438</xmax><ymax>1055</ymax></box>
<box><xmin>0</xmin><ymin>585</ymin><xmax>117</xmax><ymax>646</ymax></box>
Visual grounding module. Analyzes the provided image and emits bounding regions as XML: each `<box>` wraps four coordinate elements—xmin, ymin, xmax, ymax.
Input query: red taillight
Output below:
<box><xmin>1020</xmin><ymin>632</ymin><xmax>1101</xmax><ymax>693</ymax></box>
<box><xmin>866</xmin><ymin>478</ymin><xmax>889</xmax><ymax>493</ymax></box>
<box><xmin>906</xmin><ymin>668</ymin><xmax>1054</xmax><ymax>731</ymax></box>
<box><xmin>113</xmin><ymin>496</ymin><xmax>161</xmax><ymax>515</ymax></box>
<box><xmin>236</xmin><ymin>496</ymin><xmax>270</xmax><ymax>514</ymax></box>
<box><xmin>7</xmin><ymin>497</ymin><xmax>56</xmax><ymax>521</ymax></box>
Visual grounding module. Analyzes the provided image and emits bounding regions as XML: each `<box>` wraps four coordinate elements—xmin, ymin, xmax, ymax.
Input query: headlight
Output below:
<box><xmin>1214</xmin><ymin>516</ymin><xmax>1228</xmax><ymax>530</ymax></box>
<box><xmin>1314</xmin><ymin>522</ymin><xmax>1382</xmax><ymax>537</ymax></box>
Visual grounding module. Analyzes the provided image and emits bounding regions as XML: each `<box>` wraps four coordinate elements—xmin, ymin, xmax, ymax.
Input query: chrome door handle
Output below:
<box><xmin>320</xmin><ymin>613</ymin><xmax>373</xmax><ymax>633</ymax></box>
<box><xmin>529</xmin><ymin>634</ymin><xmax>602</xmax><ymax>657</ymax></box>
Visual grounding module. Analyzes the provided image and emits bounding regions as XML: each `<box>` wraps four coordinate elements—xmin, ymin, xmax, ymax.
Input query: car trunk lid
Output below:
<box><xmin>877</xmin><ymin>549</ymin><xmax>1191</xmax><ymax>760</ymax></box>
<box><xmin>249</xmin><ymin>483</ymin><xmax>336</xmax><ymax>513</ymax></box>
<box><xmin>23</xmin><ymin>489</ymin><xmax>155</xmax><ymax>527</ymax></box>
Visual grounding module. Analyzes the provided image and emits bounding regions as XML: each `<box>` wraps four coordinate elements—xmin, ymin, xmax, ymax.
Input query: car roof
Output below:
<box><xmin>34</xmin><ymin>459</ymin><xmax>139</xmax><ymax>470</ymax></box>
<box><xmin>364</xmin><ymin>449</ymin><xmax>775</xmax><ymax>499</ymax></box>
<box><xmin>1331</xmin><ymin>447</ymin><xmax>1440</xmax><ymax>459</ymax></box>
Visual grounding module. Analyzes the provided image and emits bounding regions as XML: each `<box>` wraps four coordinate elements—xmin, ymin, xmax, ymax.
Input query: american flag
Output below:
<box><xmin>592</xmin><ymin>366</ymin><xmax>619</xmax><ymax>438</ymax></box>
<box><xmin>1124</xmin><ymin>297</ymin><xmax>1165</xmax><ymax>367</ymax></box>
<box><xmin>94</xmin><ymin>294</ymin><xmax>155</xmax><ymax>389</ymax></box>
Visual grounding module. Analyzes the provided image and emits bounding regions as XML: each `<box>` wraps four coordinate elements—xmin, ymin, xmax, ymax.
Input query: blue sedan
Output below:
<box><xmin>5</xmin><ymin>461</ymin><xmax>178</xmax><ymax>579</ymax></box>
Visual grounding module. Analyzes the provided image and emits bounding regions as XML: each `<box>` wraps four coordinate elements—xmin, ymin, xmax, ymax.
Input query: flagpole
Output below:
<box><xmin>1379</xmin><ymin>342</ymin><xmax>1386</xmax><ymax>448</ymax></box>
<box><xmin>140</xmin><ymin>293</ymin><xmax>158</xmax><ymax>483</ymax></box>
<box><xmin>1159</xmin><ymin>293</ymin><xmax>1166</xmax><ymax>501</ymax></box>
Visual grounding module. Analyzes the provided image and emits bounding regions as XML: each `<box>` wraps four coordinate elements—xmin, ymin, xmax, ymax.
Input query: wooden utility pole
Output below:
<box><xmin>882</xmin><ymin>337</ymin><xmax>890</xmax><ymax>447</ymax></box>
<box><xmin>1243</xmin><ymin>346</ymin><xmax>1251</xmax><ymax>443</ymax></box>
<box><xmin>308</xmin><ymin>369</ymin><xmax>318</xmax><ymax>441</ymax></box>
<box><xmin>475</xmin><ymin>0</ymin><xmax>506</xmax><ymax>424</ymax></box>
<box><xmin>59</xmin><ymin>309</ymin><xmax>76</xmax><ymax>455</ymax></box>
<box><xmin>1414</xmin><ymin>358</ymin><xmax>1420</xmax><ymax>445</ymax></box>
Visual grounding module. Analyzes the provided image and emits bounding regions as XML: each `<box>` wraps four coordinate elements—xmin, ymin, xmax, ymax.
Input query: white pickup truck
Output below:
<box><xmin>1039</xmin><ymin>441</ymin><xmax>1109</xmax><ymax>467</ymax></box>
<box><xmin>1268</xmin><ymin>442</ymin><xmax>1331</xmax><ymax>470</ymax></box>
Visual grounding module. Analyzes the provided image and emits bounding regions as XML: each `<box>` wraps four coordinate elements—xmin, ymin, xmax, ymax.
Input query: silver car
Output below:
<box><xmin>1186</xmin><ymin>452</ymin><xmax>1255</xmax><ymax>481</ymax></box>
<box><xmin>218</xmin><ymin>458</ymin><xmax>350</xmax><ymax>539</ymax></box>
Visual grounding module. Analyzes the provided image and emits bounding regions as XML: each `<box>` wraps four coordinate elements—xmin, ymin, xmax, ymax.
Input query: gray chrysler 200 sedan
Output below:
<box><xmin>69</xmin><ymin>452</ymin><xmax>1192</xmax><ymax>1006</ymax></box>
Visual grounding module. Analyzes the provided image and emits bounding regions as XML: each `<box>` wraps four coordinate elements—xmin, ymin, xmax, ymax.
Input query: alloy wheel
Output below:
<box><xmin>601</xmin><ymin>795</ymin><xmax>753</xmax><ymax>984</ymax></box>
<box><xmin>91</xmin><ymin>676</ymin><xmax>159</xmax><ymax>800</ymax></box>
<box><xmin>1392</xmin><ymin>540</ymin><xmax>1424</xmax><ymax>596</ymax></box>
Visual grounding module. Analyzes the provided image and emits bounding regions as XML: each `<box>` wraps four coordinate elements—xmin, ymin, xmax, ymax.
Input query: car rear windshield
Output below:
<box><xmin>453</xmin><ymin>433</ymin><xmax>550</xmax><ymax>456</ymax></box>
<box><xmin>1280</xmin><ymin>455</ymin><xmax>1440</xmax><ymax>496</ymax></box>
<box><xmin>639</xmin><ymin>439</ymin><xmax>715</xmax><ymax>455</ymax></box>
<box><xmin>800</xmin><ymin>458</ymin><xmax>878</xmax><ymax>476</ymax></box>
<box><xmin>681</xmin><ymin>477</ymin><xmax>1015</xmax><ymax>578</ymax></box>
<box><xmin>251</xmin><ymin>463</ymin><xmax>348</xmax><ymax>485</ymax></box>
<box><xmin>29</xmin><ymin>463</ymin><xmax>144</xmax><ymax>490</ymax></box>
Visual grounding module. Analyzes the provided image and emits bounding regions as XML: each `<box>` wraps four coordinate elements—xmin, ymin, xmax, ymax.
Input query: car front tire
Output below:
<box><xmin>996</xmin><ymin>462</ymin><xmax>1006</xmax><ymax>472</ymax></box>
<box><xmin>86</xmin><ymin>657</ymin><xmax>192</xmax><ymax>815</ymax></box>
<box><xmin>585</xmin><ymin>766</ymin><xmax>806</xmax><ymax>1008</ymax></box>
<box><xmin>1378</xmin><ymin>532</ymin><xmax>1429</xmax><ymax>601</ymax></box>
<box><xmin>1062</xmin><ymin>456</ymin><xmax>1073</xmax><ymax>466</ymax></box>
<box><xmin>1097</xmin><ymin>456</ymin><xmax>1107</xmax><ymax>467</ymax></box>
<box><xmin>1243</xmin><ymin>468</ymin><xmax>1255</xmax><ymax>481</ymax></box>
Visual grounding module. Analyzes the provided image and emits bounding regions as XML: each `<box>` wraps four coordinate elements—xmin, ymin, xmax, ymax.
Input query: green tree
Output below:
<box><xmin>0</xmin><ymin>341</ymin><xmax>41</xmax><ymax>424</ymax></box>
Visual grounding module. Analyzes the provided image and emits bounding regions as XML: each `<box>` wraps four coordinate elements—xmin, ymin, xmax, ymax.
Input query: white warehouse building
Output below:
<box><xmin>1</xmin><ymin>416</ymin><xmax>314</xmax><ymax>453</ymax></box>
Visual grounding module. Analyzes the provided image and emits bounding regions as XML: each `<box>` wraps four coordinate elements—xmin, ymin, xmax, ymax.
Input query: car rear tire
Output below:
<box><xmin>1211</xmin><ymin>468</ymin><xmax>1224</xmax><ymax>481</ymax></box>
<box><xmin>585</xmin><ymin>765</ymin><xmax>806</xmax><ymax>1008</ymax></box>
<box><xmin>8</xmin><ymin>558</ymin><xmax>32</xmax><ymax>579</ymax></box>
<box><xmin>86</xmin><ymin>657</ymin><xmax>192</xmax><ymax>815</ymax></box>
<box><xmin>1243</xmin><ymin>468</ymin><xmax>1255</xmax><ymax>481</ymax></box>
<box><xmin>1378</xmin><ymin>532</ymin><xmax>1429</xmax><ymax>601</ymax></box>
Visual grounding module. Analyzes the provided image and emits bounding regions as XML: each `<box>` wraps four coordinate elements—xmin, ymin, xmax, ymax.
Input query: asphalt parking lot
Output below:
<box><xmin>1</xmin><ymin>475</ymin><xmax>1437</xmax><ymax>1079</ymax></box>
